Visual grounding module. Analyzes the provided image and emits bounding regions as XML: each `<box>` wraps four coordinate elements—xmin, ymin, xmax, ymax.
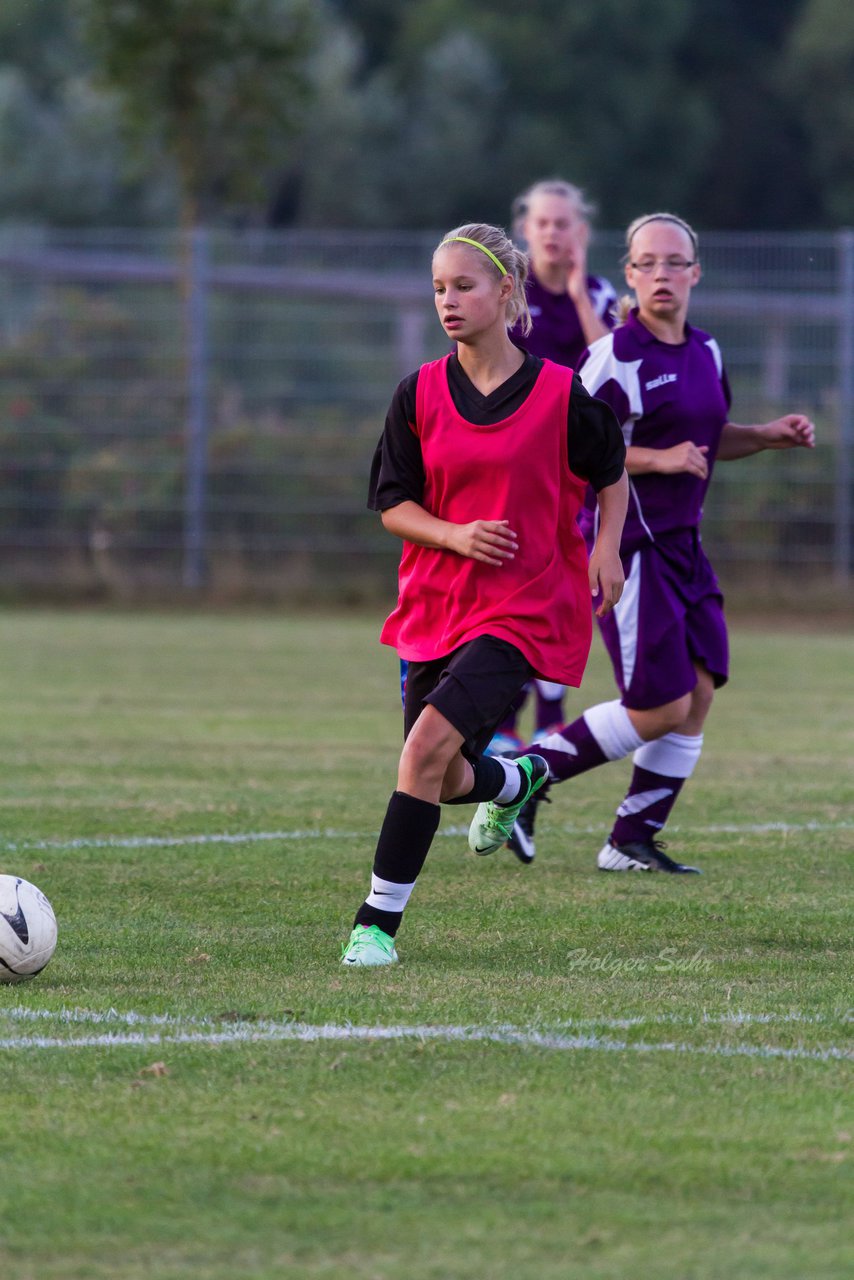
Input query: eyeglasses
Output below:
<box><xmin>629</xmin><ymin>257</ymin><xmax>696</xmax><ymax>273</ymax></box>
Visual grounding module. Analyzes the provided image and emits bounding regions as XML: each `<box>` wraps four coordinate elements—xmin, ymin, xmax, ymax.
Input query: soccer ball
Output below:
<box><xmin>0</xmin><ymin>875</ymin><xmax>58</xmax><ymax>983</ymax></box>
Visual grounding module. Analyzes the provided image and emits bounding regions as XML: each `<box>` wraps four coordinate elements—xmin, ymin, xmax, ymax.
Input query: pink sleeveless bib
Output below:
<box><xmin>380</xmin><ymin>355</ymin><xmax>592</xmax><ymax>685</ymax></box>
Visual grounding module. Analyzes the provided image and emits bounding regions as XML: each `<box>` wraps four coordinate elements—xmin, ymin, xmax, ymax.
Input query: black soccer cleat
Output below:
<box><xmin>597</xmin><ymin>837</ymin><xmax>702</xmax><ymax>874</ymax></box>
<box><xmin>506</xmin><ymin>783</ymin><xmax>551</xmax><ymax>865</ymax></box>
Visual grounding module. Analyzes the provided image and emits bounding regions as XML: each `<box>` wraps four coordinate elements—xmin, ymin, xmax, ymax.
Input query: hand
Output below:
<box><xmin>757</xmin><ymin>414</ymin><xmax>816</xmax><ymax>450</ymax></box>
<box><xmin>655</xmin><ymin>442</ymin><xmax>710</xmax><ymax>478</ymax></box>
<box><xmin>589</xmin><ymin>546</ymin><xmax>625</xmax><ymax>618</ymax></box>
<box><xmin>565</xmin><ymin>223</ymin><xmax>590</xmax><ymax>303</ymax></box>
<box><xmin>448</xmin><ymin>519</ymin><xmax>518</xmax><ymax>566</ymax></box>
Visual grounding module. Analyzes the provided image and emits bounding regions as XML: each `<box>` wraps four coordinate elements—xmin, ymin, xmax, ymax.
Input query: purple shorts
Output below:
<box><xmin>598</xmin><ymin>530</ymin><xmax>729</xmax><ymax>710</ymax></box>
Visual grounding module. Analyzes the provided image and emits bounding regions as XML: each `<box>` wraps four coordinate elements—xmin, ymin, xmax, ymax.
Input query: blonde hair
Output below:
<box><xmin>511</xmin><ymin>179</ymin><xmax>596</xmax><ymax>240</ymax></box>
<box><xmin>616</xmin><ymin>211</ymin><xmax>700</xmax><ymax>326</ymax></box>
<box><xmin>624</xmin><ymin>211</ymin><xmax>699</xmax><ymax>260</ymax></box>
<box><xmin>613</xmin><ymin>295</ymin><xmax>634</xmax><ymax>326</ymax></box>
<box><xmin>435</xmin><ymin>222</ymin><xmax>532</xmax><ymax>335</ymax></box>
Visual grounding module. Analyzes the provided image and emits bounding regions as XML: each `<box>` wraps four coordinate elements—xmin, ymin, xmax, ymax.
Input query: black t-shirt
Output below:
<box><xmin>368</xmin><ymin>350</ymin><xmax>625</xmax><ymax>512</ymax></box>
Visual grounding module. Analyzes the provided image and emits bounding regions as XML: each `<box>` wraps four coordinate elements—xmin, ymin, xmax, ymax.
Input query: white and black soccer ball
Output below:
<box><xmin>0</xmin><ymin>875</ymin><xmax>58</xmax><ymax>983</ymax></box>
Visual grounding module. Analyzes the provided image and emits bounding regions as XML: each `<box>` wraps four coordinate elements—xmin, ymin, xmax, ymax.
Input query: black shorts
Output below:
<box><xmin>403</xmin><ymin>636</ymin><xmax>534</xmax><ymax>759</ymax></box>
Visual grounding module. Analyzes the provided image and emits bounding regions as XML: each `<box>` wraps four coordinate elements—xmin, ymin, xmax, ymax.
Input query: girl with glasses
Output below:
<box><xmin>505</xmin><ymin>212</ymin><xmax>815</xmax><ymax>872</ymax></box>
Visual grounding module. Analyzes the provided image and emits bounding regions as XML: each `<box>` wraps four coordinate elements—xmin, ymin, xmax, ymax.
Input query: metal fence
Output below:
<box><xmin>0</xmin><ymin>225</ymin><xmax>851</xmax><ymax>601</ymax></box>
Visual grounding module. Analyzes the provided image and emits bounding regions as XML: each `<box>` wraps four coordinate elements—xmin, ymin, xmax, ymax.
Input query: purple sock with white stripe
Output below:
<box><xmin>609</xmin><ymin>766</ymin><xmax>687</xmax><ymax>845</ymax></box>
<box><xmin>609</xmin><ymin>732</ymin><xmax>703</xmax><ymax>845</ymax></box>
<box><xmin>535</xmin><ymin>700</ymin><xmax>645</xmax><ymax>783</ymax></box>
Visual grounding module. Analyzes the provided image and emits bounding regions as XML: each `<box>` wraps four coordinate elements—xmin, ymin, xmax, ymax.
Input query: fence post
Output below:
<box><xmin>183</xmin><ymin>227</ymin><xmax>210</xmax><ymax>589</ymax></box>
<box><xmin>396</xmin><ymin>305</ymin><xmax>426</xmax><ymax>381</ymax></box>
<box><xmin>836</xmin><ymin>229</ymin><xmax>854</xmax><ymax>585</ymax></box>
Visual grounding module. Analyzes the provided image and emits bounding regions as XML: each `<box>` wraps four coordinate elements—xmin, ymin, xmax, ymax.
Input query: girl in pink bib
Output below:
<box><xmin>341</xmin><ymin>222</ymin><xmax>628</xmax><ymax>967</ymax></box>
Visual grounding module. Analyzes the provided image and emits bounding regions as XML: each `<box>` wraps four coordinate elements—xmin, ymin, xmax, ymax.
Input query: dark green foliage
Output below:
<box><xmin>81</xmin><ymin>0</ymin><xmax>314</xmax><ymax>224</ymax></box>
<box><xmin>0</xmin><ymin>285</ymin><xmax>392</xmax><ymax>587</ymax></box>
<box><xmin>786</xmin><ymin>0</ymin><xmax>854</xmax><ymax>225</ymax></box>
<box><xmin>0</xmin><ymin>0</ymin><xmax>848</xmax><ymax>229</ymax></box>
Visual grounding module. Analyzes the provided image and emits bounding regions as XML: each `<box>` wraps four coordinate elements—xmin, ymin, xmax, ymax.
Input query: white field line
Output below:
<box><xmin>0</xmin><ymin>1019</ymin><xmax>850</xmax><ymax>1062</ymax></box>
<box><xmin>1</xmin><ymin>817</ymin><xmax>852</xmax><ymax>855</ymax></box>
<box><xmin>1</xmin><ymin>1006</ymin><xmax>849</xmax><ymax>1031</ymax></box>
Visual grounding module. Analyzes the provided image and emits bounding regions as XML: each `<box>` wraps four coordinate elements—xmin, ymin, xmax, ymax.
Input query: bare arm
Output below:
<box><xmin>625</xmin><ymin>442</ymin><xmax>709</xmax><ymax>479</ymax></box>
<box><xmin>566</xmin><ymin>224</ymin><xmax>610</xmax><ymax>348</ymax></box>
<box><xmin>381</xmin><ymin>500</ymin><xmax>518</xmax><ymax>567</ymax></box>
<box><xmin>571</xmin><ymin>291</ymin><xmax>610</xmax><ymax>349</ymax></box>
<box><xmin>588</xmin><ymin>470</ymin><xmax>629</xmax><ymax>617</ymax></box>
<box><xmin>717</xmin><ymin>414</ymin><xmax>815</xmax><ymax>461</ymax></box>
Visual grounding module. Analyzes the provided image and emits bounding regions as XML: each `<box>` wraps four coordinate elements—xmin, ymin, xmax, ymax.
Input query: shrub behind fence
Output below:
<box><xmin>0</xmin><ymin>225</ymin><xmax>851</xmax><ymax>602</ymax></box>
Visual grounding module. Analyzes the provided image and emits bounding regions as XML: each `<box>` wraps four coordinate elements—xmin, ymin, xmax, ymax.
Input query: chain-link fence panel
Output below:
<box><xmin>0</xmin><ymin>226</ymin><xmax>850</xmax><ymax>600</ymax></box>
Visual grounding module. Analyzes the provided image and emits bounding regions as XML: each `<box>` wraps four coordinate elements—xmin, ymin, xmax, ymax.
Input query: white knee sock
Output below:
<box><xmin>633</xmin><ymin>732</ymin><xmax>704</xmax><ymax>778</ymax></box>
<box><xmin>583</xmin><ymin>700</ymin><xmax>646</xmax><ymax>761</ymax></box>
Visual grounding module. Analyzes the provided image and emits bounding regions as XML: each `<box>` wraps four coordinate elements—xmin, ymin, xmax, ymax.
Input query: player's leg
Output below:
<box><xmin>485</xmin><ymin>683</ymin><xmax>530</xmax><ymax>756</ymax></box>
<box><xmin>597</xmin><ymin>666</ymin><xmax>712</xmax><ymax>872</ymax></box>
<box><xmin>598</xmin><ymin>548</ymin><xmax>728</xmax><ymax>873</ymax></box>
<box><xmin>343</xmin><ymin>639</ymin><xmax>540</xmax><ymax>965</ymax></box>
<box><xmin>532</xmin><ymin>680</ymin><xmax>566</xmax><ymax>740</ymax></box>
<box><xmin>342</xmin><ymin>700</ymin><xmax>456</xmax><ymax>966</ymax></box>
<box><xmin>507</xmin><ymin>548</ymin><xmax>689</xmax><ymax>863</ymax></box>
<box><xmin>506</xmin><ymin>693</ymin><xmax>686</xmax><ymax>863</ymax></box>
<box><xmin>429</xmin><ymin>637</ymin><xmax>547</xmax><ymax>855</ymax></box>
<box><xmin>610</xmin><ymin>667</ymin><xmax>714</xmax><ymax>847</ymax></box>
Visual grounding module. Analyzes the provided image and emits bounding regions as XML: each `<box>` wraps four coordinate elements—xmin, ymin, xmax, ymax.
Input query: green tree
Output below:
<box><xmin>81</xmin><ymin>0</ymin><xmax>314</xmax><ymax>227</ymax></box>
<box><xmin>314</xmin><ymin>0</ymin><xmax>834</xmax><ymax>232</ymax></box>
<box><xmin>304</xmin><ymin>0</ymin><xmax>715</xmax><ymax>230</ymax></box>
<box><xmin>78</xmin><ymin>0</ymin><xmax>317</xmax><ymax>588</ymax></box>
<box><xmin>325</xmin><ymin>0</ymin><xmax>406</xmax><ymax>73</ymax></box>
<box><xmin>295</xmin><ymin>21</ymin><xmax>504</xmax><ymax>229</ymax></box>
<box><xmin>0</xmin><ymin>0</ymin><xmax>175</xmax><ymax>225</ymax></box>
<box><xmin>0</xmin><ymin>0</ymin><xmax>844</xmax><ymax>234</ymax></box>
<box><xmin>786</xmin><ymin>0</ymin><xmax>854</xmax><ymax>225</ymax></box>
<box><xmin>677</xmin><ymin>0</ymin><xmax>818</xmax><ymax>230</ymax></box>
<box><xmin>0</xmin><ymin>0</ymin><xmax>88</xmax><ymax>95</ymax></box>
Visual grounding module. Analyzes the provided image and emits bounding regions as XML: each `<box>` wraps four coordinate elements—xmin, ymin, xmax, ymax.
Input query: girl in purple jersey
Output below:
<box><xmin>507</xmin><ymin>211</ymin><xmax>815</xmax><ymax>872</ymax></box>
<box><xmin>491</xmin><ymin>179</ymin><xmax>618</xmax><ymax>750</ymax></box>
<box><xmin>510</xmin><ymin>178</ymin><xmax>617</xmax><ymax>369</ymax></box>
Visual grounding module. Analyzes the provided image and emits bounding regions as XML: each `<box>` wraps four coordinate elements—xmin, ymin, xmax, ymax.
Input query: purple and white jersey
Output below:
<box><xmin>511</xmin><ymin>270</ymin><xmax>617</xmax><ymax>369</ymax></box>
<box><xmin>577</xmin><ymin>309</ymin><xmax>732</xmax><ymax>551</ymax></box>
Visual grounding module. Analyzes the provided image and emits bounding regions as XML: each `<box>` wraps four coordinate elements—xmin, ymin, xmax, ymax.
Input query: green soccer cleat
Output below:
<box><xmin>340</xmin><ymin>923</ymin><xmax>399</xmax><ymax>967</ymax></box>
<box><xmin>469</xmin><ymin>754</ymin><xmax>549</xmax><ymax>856</ymax></box>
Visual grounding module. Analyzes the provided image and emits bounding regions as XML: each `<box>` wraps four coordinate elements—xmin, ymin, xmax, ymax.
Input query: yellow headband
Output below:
<box><xmin>440</xmin><ymin>236</ymin><xmax>508</xmax><ymax>275</ymax></box>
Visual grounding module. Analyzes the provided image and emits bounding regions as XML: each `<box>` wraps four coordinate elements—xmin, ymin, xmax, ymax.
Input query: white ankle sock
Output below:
<box><xmin>494</xmin><ymin>756</ymin><xmax>522</xmax><ymax>804</ymax></box>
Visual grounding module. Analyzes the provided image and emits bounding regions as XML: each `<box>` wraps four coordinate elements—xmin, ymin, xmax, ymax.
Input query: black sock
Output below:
<box><xmin>445</xmin><ymin>754</ymin><xmax>506</xmax><ymax>805</ymax></box>
<box><xmin>353</xmin><ymin>790</ymin><xmax>440</xmax><ymax>936</ymax></box>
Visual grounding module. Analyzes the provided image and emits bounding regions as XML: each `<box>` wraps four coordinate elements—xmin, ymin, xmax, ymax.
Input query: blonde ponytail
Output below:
<box><xmin>613</xmin><ymin>294</ymin><xmax>634</xmax><ymax>326</ymax></box>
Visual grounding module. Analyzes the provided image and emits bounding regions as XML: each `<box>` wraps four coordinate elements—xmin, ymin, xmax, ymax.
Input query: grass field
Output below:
<box><xmin>0</xmin><ymin>608</ymin><xmax>851</xmax><ymax>1280</ymax></box>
